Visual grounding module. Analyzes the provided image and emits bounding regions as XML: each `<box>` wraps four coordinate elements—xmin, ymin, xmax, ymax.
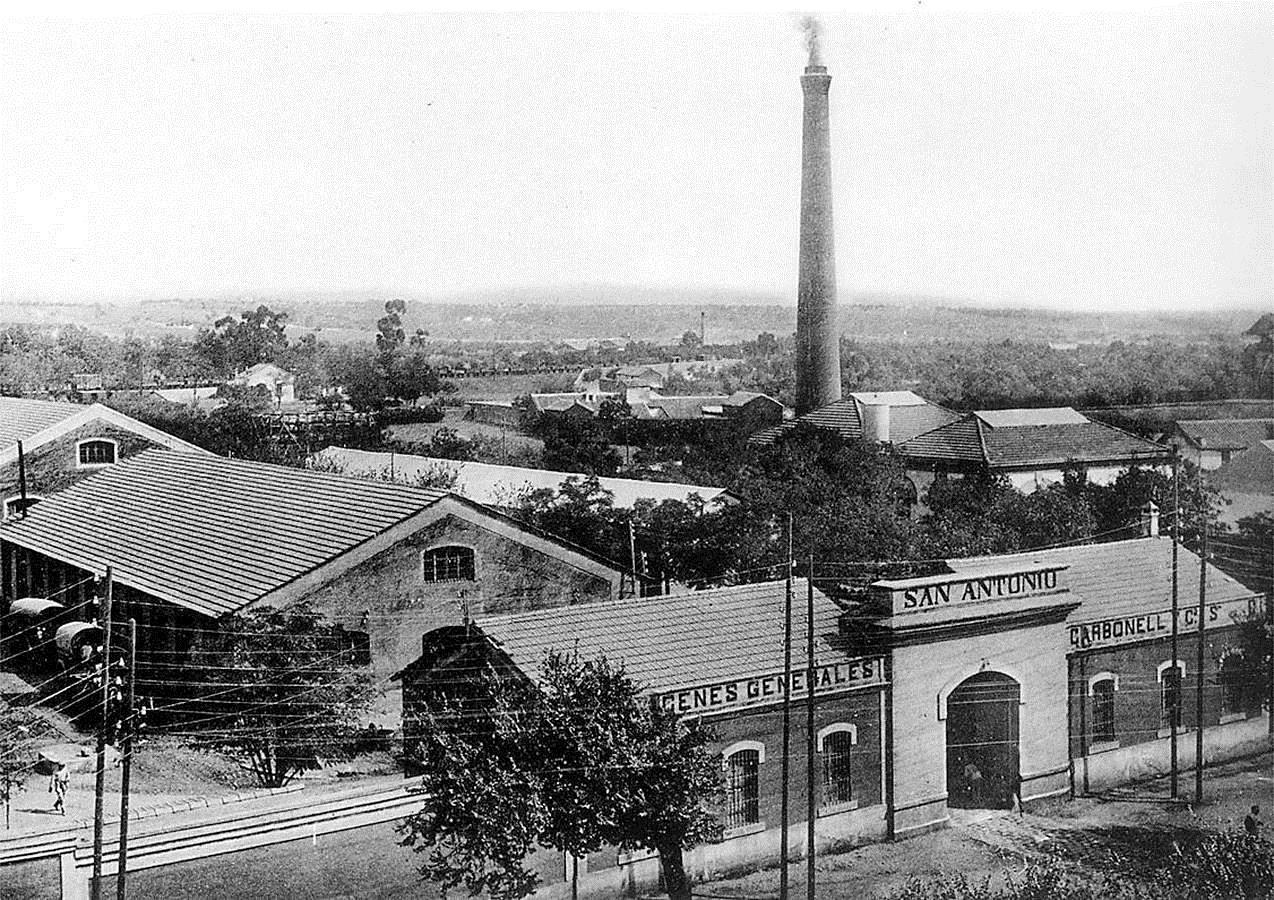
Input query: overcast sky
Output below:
<box><xmin>1</xmin><ymin>5</ymin><xmax>1270</xmax><ymax>310</ymax></box>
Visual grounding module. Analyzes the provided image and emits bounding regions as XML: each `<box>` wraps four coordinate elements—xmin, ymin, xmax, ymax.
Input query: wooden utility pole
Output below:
<box><xmin>1170</xmin><ymin>450</ymin><xmax>1180</xmax><ymax>798</ymax></box>
<box><xmin>91</xmin><ymin>568</ymin><xmax>114</xmax><ymax>900</ymax></box>
<box><xmin>116</xmin><ymin>618</ymin><xmax>137</xmax><ymax>900</ymax></box>
<box><xmin>628</xmin><ymin>521</ymin><xmax>639</xmax><ymax>600</ymax></box>
<box><xmin>16</xmin><ymin>440</ymin><xmax>28</xmax><ymax>517</ymax></box>
<box><xmin>1195</xmin><ymin>518</ymin><xmax>1207</xmax><ymax>805</ymax></box>
<box><xmin>806</xmin><ymin>556</ymin><xmax>816</xmax><ymax>900</ymax></box>
<box><xmin>779</xmin><ymin>514</ymin><xmax>793</xmax><ymax>900</ymax></box>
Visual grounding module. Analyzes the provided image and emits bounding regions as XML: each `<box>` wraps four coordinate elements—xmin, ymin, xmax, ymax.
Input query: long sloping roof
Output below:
<box><xmin>946</xmin><ymin>537</ymin><xmax>1255</xmax><ymax>625</ymax></box>
<box><xmin>0</xmin><ymin>398</ymin><xmax>82</xmax><ymax>450</ymax></box>
<box><xmin>1176</xmin><ymin>419</ymin><xmax>1274</xmax><ymax>451</ymax></box>
<box><xmin>1209</xmin><ymin>440</ymin><xmax>1274</xmax><ymax>493</ymax></box>
<box><xmin>312</xmin><ymin>447</ymin><xmax>734</xmax><ymax>509</ymax></box>
<box><xmin>900</xmin><ymin>409</ymin><xmax>1168</xmax><ymax>469</ymax></box>
<box><xmin>0</xmin><ymin>449</ymin><xmax>447</xmax><ymax>617</ymax></box>
<box><xmin>478</xmin><ymin>579</ymin><xmax>848</xmax><ymax>695</ymax></box>
<box><xmin>748</xmin><ymin>394</ymin><xmax>959</xmax><ymax>447</ymax></box>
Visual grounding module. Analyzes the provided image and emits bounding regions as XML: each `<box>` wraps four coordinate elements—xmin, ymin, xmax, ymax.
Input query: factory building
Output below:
<box><xmin>399</xmin><ymin>532</ymin><xmax>1268</xmax><ymax>898</ymax></box>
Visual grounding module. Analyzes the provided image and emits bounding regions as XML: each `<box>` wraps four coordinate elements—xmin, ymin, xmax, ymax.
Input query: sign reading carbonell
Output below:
<box><xmin>880</xmin><ymin>566</ymin><xmax>1067</xmax><ymax>615</ymax></box>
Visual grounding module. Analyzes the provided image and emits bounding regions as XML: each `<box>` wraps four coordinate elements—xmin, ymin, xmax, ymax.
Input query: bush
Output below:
<box><xmin>1162</xmin><ymin>832</ymin><xmax>1274</xmax><ymax>900</ymax></box>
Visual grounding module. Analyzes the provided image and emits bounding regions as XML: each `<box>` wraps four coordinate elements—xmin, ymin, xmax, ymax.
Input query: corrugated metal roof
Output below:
<box><xmin>1177</xmin><ymin>419</ymin><xmax>1274</xmax><ymax>451</ymax></box>
<box><xmin>946</xmin><ymin>537</ymin><xmax>1255</xmax><ymax>625</ymax></box>
<box><xmin>0</xmin><ymin>398</ymin><xmax>82</xmax><ymax>450</ymax></box>
<box><xmin>0</xmin><ymin>449</ymin><xmax>448</xmax><ymax>617</ymax></box>
<box><xmin>312</xmin><ymin>448</ymin><xmax>733</xmax><ymax>509</ymax></box>
<box><xmin>478</xmin><ymin>579</ymin><xmax>847</xmax><ymax>695</ymax></box>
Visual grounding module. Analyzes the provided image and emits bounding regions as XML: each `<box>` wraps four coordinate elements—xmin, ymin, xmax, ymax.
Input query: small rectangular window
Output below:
<box><xmin>422</xmin><ymin>546</ymin><xmax>476</xmax><ymax>583</ymax></box>
<box><xmin>338</xmin><ymin>628</ymin><xmax>372</xmax><ymax>667</ymax></box>
<box><xmin>78</xmin><ymin>440</ymin><xmax>116</xmax><ymax>466</ymax></box>
<box><xmin>1092</xmin><ymin>680</ymin><xmax>1116</xmax><ymax>744</ymax></box>
<box><xmin>1220</xmin><ymin>655</ymin><xmax>1247</xmax><ymax>718</ymax></box>
<box><xmin>821</xmin><ymin>733</ymin><xmax>854</xmax><ymax>806</ymax></box>
<box><xmin>1160</xmin><ymin>667</ymin><xmax>1182</xmax><ymax>730</ymax></box>
<box><xmin>725</xmin><ymin>749</ymin><xmax>760</xmax><ymax>829</ymax></box>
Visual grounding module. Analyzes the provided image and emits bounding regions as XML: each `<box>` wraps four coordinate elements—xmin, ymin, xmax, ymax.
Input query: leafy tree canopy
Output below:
<box><xmin>399</xmin><ymin>650</ymin><xmax>720</xmax><ymax>900</ymax></box>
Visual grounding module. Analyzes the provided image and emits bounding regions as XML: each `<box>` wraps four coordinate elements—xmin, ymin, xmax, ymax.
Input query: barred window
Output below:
<box><xmin>1219</xmin><ymin>654</ymin><xmax>1247</xmax><ymax>717</ymax></box>
<box><xmin>338</xmin><ymin>628</ymin><xmax>372</xmax><ymax>667</ymax></box>
<box><xmin>422</xmin><ymin>546</ymin><xmax>475</xmax><ymax>583</ymax></box>
<box><xmin>77</xmin><ymin>440</ymin><xmax>116</xmax><ymax>466</ymax></box>
<box><xmin>821</xmin><ymin>732</ymin><xmax>854</xmax><ymax>806</ymax></box>
<box><xmin>1091</xmin><ymin>679</ymin><xmax>1116</xmax><ymax>743</ymax></box>
<box><xmin>724</xmin><ymin>749</ymin><xmax>760</xmax><ymax>829</ymax></box>
<box><xmin>1160</xmin><ymin>664</ymin><xmax>1182</xmax><ymax>729</ymax></box>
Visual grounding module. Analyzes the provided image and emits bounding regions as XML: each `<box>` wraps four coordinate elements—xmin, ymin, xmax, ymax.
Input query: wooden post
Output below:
<box><xmin>116</xmin><ymin>618</ymin><xmax>137</xmax><ymax>900</ymax></box>
<box><xmin>91</xmin><ymin>568</ymin><xmax>113</xmax><ymax>900</ymax></box>
<box><xmin>806</xmin><ymin>557</ymin><xmax>816</xmax><ymax>900</ymax></box>
<box><xmin>779</xmin><ymin>514</ymin><xmax>793</xmax><ymax>900</ymax></box>
<box><xmin>1195</xmin><ymin>519</ymin><xmax>1207</xmax><ymax>805</ymax></box>
<box><xmin>16</xmin><ymin>440</ymin><xmax>29</xmax><ymax>517</ymax></box>
<box><xmin>1170</xmin><ymin>450</ymin><xmax>1180</xmax><ymax>799</ymax></box>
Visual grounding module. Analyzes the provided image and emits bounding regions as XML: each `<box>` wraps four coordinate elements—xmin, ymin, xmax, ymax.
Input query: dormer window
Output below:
<box><xmin>77</xmin><ymin>439</ymin><xmax>117</xmax><ymax>468</ymax></box>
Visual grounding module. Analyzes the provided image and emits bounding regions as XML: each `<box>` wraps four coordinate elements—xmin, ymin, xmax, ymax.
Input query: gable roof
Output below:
<box><xmin>899</xmin><ymin>408</ymin><xmax>1168</xmax><ymax>470</ymax></box>
<box><xmin>748</xmin><ymin>393</ymin><xmax>959</xmax><ymax>447</ymax></box>
<box><xmin>1175</xmin><ymin>419</ymin><xmax>1274</xmax><ymax>452</ymax></box>
<box><xmin>945</xmin><ymin>537</ymin><xmax>1255</xmax><ymax>626</ymax></box>
<box><xmin>0</xmin><ymin>398</ymin><xmax>82</xmax><ymax>450</ymax></box>
<box><xmin>1209</xmin><ymin>439</ymin><xmax>1274</xmax><ymax>494</ymax></box>
<box><xmin>0</xmin><ymin>400</ymin><xmax>205</xmax><ymax>467</ymax></box>
<box><xmin>311</xmin><ymin>448</ymin><xmax>735</xmax><ymax>510</ymax></box>
<box><xmin>476</xmin><ymin>578</ymin><xmax>850</xmax><ymax>696</ymax></box>
<box><xmin>0</xmin><ymin>449</ymin><xmax>450</xmax><ymax>618</ymax></box>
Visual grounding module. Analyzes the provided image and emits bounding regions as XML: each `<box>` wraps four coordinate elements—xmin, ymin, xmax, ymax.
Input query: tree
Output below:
<box><xmin>537</xmin><ymin>416</ymin><xmax>621</xmax><ymax>476</ymax></box>
<box><xmin>187</xmin><ymin>605</ymin><xmax>371</xmax><ymax>787</ymax></box>
<box><xmin>679</xmin><ymin>330</ymin><xmax>703</xmax><ymax>351</ymax></box>
<box><xmin>376</xmin><ymin>299</ymin><xmax>408</xmax><ymax>357</ymax></box>
<box><xmin>196</xmin><ymin>305</ymin><xmax>290</xmax><ymax>377</ymax></box>
<box><xmin>399</xmin><ymin>650</ymin><xmax>721</xmax><ymax>900</ymax></box>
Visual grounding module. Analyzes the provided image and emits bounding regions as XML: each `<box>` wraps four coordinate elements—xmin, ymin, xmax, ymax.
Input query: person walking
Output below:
<box><xmin>50</xmin><ymin>765</ymin><xmax>70</xmax><ymax>815</ymax></box>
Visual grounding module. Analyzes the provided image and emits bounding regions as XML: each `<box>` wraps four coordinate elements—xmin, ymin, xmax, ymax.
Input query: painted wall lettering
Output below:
<box><xmin>1069</xmin><ymin>596</ymin><xmax>1259</xmax><ymax>651</ymax></box>
<box><xmin>892</xmin><ymin>567</ymin><xmax>1063</xmax><ymax>614</ymax></box>
<box><xmin>655</xmin><ymin>656</ymin><xmax>886</xmax><ymax>715</ymax></box>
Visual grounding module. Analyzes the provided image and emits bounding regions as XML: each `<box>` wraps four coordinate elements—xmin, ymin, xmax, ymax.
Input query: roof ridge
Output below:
<box><xmin>477</xmin><ymin>577</ymin><xmax>807</xmax><ymax>628</ymax></box>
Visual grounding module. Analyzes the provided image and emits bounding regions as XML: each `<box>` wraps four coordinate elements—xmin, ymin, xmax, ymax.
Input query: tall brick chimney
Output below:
<box><xmin>795</xmin><ymin>41</ymin><xmax>842</xmax><ymax>415</ymax></box>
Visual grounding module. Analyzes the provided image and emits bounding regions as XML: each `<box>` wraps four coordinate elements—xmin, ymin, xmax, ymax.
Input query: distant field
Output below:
<box><xmin>445</xmin><ymin>371</ymin><xmax>575</xmax><ymax>401</ymax></box>
<box><xmin>1</xmin><ymin>294</ymin><xmax>1259</xmax><ymax>347</ymax></box>
<box><xmin>385</xmin><ymin>409</ymin><xmax>544</xmax><ymax>459</ymax></box>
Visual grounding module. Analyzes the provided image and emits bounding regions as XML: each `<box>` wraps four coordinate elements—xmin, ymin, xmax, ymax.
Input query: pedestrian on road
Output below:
<box><xmin>1245</xmin><ymin>805</ymin><xmax>1263</xmax><ymax>837</ymax></box>
<box><xmin>50</xmin><ymin>765</ymin><xmax>69</xmax><ymax>815</ymax></box>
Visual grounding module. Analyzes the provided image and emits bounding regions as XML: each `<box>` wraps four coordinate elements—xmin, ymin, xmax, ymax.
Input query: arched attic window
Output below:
<box><xmin>76</xmin><ymin>439</ymin><xmax>117</xmax><ymax>468</ymax></box>
<box><xmin>422</xmin><ymin>546</ymin><xmax>476</xmax><ymax>583</ymax></box>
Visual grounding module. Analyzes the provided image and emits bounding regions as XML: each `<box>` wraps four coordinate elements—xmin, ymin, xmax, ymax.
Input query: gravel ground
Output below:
<box><xmin>695</xmin><ymin>750</ymin><xmax>1273</xmax><ymax>899</ymax></box>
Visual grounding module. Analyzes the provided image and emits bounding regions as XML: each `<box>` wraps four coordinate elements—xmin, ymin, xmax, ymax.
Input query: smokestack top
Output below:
<box><xmin>801</xmin><ymin>15</ymin><xmax>825</xmax><ymax>72</ymax></box>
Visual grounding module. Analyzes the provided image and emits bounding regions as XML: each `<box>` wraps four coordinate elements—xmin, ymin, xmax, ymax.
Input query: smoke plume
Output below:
<box><xmin>800</xmin><ymin>15</ymin><xmax>823</xmax><ymax>68</ymax></box>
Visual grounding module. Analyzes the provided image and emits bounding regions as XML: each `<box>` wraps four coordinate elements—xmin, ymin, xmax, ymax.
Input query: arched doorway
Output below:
<box><xmin>946</xmin><ymin>671</ymin><xmax>1021</xmax><ymax>810</ymax></box>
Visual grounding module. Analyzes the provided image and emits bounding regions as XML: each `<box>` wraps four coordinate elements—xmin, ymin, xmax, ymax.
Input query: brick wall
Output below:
<box><xmin>301</xmin><ymin>514</ymin><xmax>618</xmax><ymax>725</ymax></box>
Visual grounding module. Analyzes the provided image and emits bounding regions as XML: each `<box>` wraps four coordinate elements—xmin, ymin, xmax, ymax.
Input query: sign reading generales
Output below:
<box><xmin>655</xmin><ymin>656</ymin><xmax>885</xmax><ymax>716</ymax></box>
<box><xmin>880</xmin><ymin>566</ymin><xmax>1067</xmax><ymax>616</ymax></box>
